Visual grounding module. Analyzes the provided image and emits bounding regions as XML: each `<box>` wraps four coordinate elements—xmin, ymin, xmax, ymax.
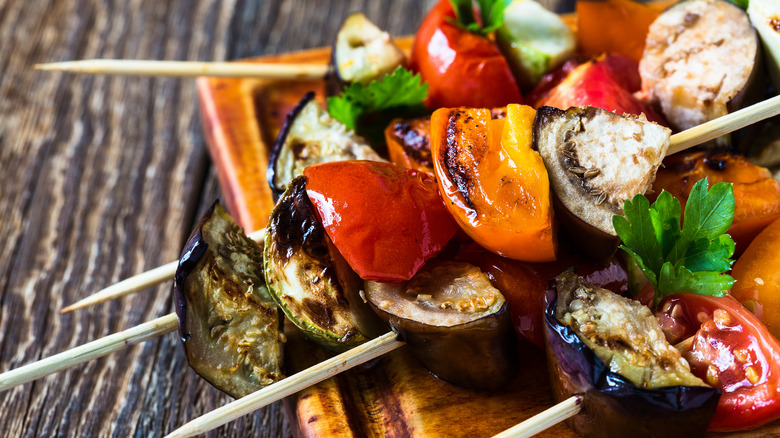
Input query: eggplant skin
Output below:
<box><xmin>174</xmin><ymin>202</ymin><xmax>284</xmax><ymax>399</ymax></box>
<box><xmin>544</xmin><ymin>272</ymin><xmax>720</xmax><ymax>438</ymax></box>
<box><xmin>264</xmin><ymin>176</ymin><xmax>385</xmax><ymax>352</ymax></box>
<box><xmin>365</xmin><ymin>262</ymin><xmax>519</xmax><ymax>390</ymax></box>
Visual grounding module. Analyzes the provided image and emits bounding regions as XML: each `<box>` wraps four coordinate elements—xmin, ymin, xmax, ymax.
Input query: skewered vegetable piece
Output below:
<box><xmin>385</xmin><ymin>116</ymin><xmax>433</xmax><ymax>174</ymax></box>
<box><xmin>546</xmin><ymin>270</ymin><xmax>720</xmax><ymax>437</ymax></box>
<box><xmin>749</xmin><ymin>0</ymin><xmax>780</xmax><ymax>91</ymax></box>
<box><xmin>174</xmin><ymin>203</ymin><xmax>284</xmax><ymax>398</ymax></box>
<box><xmin>431</xmin><ymin>104</ymin><xmax>556</xmax><ymax>262</ymax></box>
<box><xmin>331</xmin><ymin>12</ymin><xmax>405</xmax><ymax>86</ymax></box>
<box><xmin>535</xmin><ymin>54</ymin><xmax>668</xmax><ymax>126</ymax></box>
<box><xmin>656</xmin><ymin>293</ymin><xmax>780</xmax><ymax>431</ymax></box>
<box><xmin>304</xmin><ymin>160</ymin><xmax>458</xmax><ymax>282</ymax></box>
<box><xmin>639</xmin><ymin>0</ymin><xmax>761</xmax><ymax>131</ymax></box>
<box><xmin>534</xmin><ymin>106</ymin><xmax>670</xmax><ymax>262</ymax></box>
<box><xmin>651</xmin><ymin>150</ymin><xmax>780</xmax><ymax>254</ymax></box>
<box><xmin>410</xmin><ymin>0</ymin><xmax>523</xmax><ymax>108</ymax></box>
<box><xmin>267</xmin><ymin>92</ymin><xmax>384</xmax><ymax>198</ymax></box>
<box><xmin>495</xmin><ymin>0</ymin><xmax>576</xmax><ymax>90</ymax></box>
<box><xmin>576</xmin><ymin>0</ymin><xmax>663</xmax><ymax>63</ymax></box>
<box><xmin>264</xmin><ymin>176</ymin><xmax>385</xmax><ymax>351</ymax></box>
<box><xmin>731</xmin><ymin>217</ymin><xmax>780</xmax><ymax>340</ymax></box>
<box><xmin>365</xmin><ymin>261</ymin><xmax>518</xmax><ymax>390</ymax></box>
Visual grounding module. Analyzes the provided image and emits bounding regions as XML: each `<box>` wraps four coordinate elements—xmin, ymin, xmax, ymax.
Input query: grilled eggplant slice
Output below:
<box><xmin>535</xmin><ymin>106</ymin><xmax>670</xmax><ymax>261</ymax></box>
<box><xmin>267</xmin><ymin>92</ymin><xmax>384</xmax><ymax>198</ymax></box>
<box><xmin>264</xmin><ymin>176</ymin><xmax>385</xmax><ymax>351</ymax></box>
<box><xmin>174</xmin><ymin>203</ymin><xmax>284</xmax><ymax>398</ymax></box>
<box><xmin>365</xmin><ymin>261</ymin><xmax>518</xmax><ymax>390</ymax></box>
<box><xmin>545</xmin><ymin>270</ymin><xmax>720</xmax><ymax>438</ymax></box>
<box><xmin>640</xmin><ymin>0</ymin><xmax>760</xmax><ymax>131</ymax></box>
<box><xmin>332</xmin><ymin>12</ymin><xmax>405</xmax><ymax>87</ymax></box>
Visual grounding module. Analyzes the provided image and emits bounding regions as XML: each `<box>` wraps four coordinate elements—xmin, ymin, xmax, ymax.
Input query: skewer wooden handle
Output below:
<box><xmin>491</xmin><ymin>395</ymin><xmax>582</xmax><ymax>438</ymax></box>
<box><xmin>60</xmin><ymin>228</ymin><xmax>266</xmax><ymax>313</ymax></box>
<box><xmin>164</xmin><ymin>331</ymin><xmax>404</xmax><ymax>438</ymax></box>
<box><xmin>35</xmin><ymin>59</ymin><xmax>330</xmax><ymax>80</ymax></box>
<box><xmin>0</xmin><ymin>313</ymin><xmax>178</xmax><ymax>392</ymax></box>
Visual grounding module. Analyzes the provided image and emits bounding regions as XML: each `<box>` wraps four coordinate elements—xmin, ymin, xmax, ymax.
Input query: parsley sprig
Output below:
<box><xmin>449</xmin><ymin>0</ymin><xmax>511</xmax><ymax>35</ymax></box>
<box><xmin>613</xmin><ymin>178</ymin><xmax>736</xmax><ymax>307</ymax></box>
<box><xmin>327</xmin><ymin>67</ymin><xmax>429</xmax><ymax>146</ymax></box>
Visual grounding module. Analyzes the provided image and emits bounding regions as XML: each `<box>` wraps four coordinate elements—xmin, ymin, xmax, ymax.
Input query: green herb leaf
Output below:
<box><xmin>448</xmin><ymin>0</ymin><xmax>511</xmax><ymax>35</ymax></box>
<box><xmin>726</xmin><ymin>0</ymin><xmax>748</xmax><ymax>10</ymax></box>
<box><xmin>613</xmin><ymin>178</ymin><xmax>736</xmax><ymax>307</ymax></box>
<box><xmin>327</xmin><ymin>67</ymin><xmax>429</xmax><ymax>145</ymax></box>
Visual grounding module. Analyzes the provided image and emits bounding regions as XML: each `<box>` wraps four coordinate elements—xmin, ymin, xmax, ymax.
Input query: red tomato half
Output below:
<box><xmin>304</xmin><ymin>161</ymin><xmax>457</xmax><ymax>282</ymax></box>
<box><xmin>656</xmin><ymin>294</ymin><xmax>780</xmax><ymax>431</ymax></box>
<box><xmin>532</xmin><ymin>54</ymin><xmax>668</xmax><ymax>126</ymax></box>
<box><xmin>410</xmin><ymin>0</ymin><xmax>523</xmax><ymax>108</ymax></box>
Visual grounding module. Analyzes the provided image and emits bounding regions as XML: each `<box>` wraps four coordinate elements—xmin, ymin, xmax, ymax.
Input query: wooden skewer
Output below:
<box><xmin>60</xmin><ymin>228</ymin><xmax>266</xmax><ymax>313</ymax></box>
<box><xmin>489</xmin><ymin>335</ymin><xmax>700</xmax><ymax>438</ymax></box>
<box><xmin>0</xmin><ymin>313</ymin><xmax>178</xmax><ymax>392</ymax></box>
<box><xmin>35</xmin><ymin>59</ymin><xmax>330</xmax><ymax>80</ymax></box>
<box><xmin>491</xmin><ymin>395</ymin><xmax>582</xmax><ymax>438</ymax></box>
<box><xmin>165</xmin><ymin>331</ymin><xmax>403</xmax><ymax>438</ymax></box>
<box><xmin>668</xmin><ymin>93</ymin><xmax>780</xmax><ymax>155</ymax></box>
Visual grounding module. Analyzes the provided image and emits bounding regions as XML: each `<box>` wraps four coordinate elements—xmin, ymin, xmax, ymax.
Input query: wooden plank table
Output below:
<box><xmin>0</xmin><ymin>0</ymin><xmax>661</xmax><ymax>436</ymax></box>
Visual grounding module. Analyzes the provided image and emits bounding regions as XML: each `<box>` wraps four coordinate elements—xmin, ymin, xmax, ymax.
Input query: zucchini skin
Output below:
<box><xmin>544</xmin><ymin>273</ymin><xmax>720</xmax><ymax>437</ymax></box>
<box><xmin>264</xmin><ymin>176</ymin><xmax>384</xmax><ymax>352</ymax></box>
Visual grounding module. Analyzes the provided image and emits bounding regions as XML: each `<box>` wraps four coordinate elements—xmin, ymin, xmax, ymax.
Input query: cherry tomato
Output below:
<box><xmin>732</xmin><ymin>217</ymin><xmax>780</xmax><ymax>340</ymax></box>
<box><xmin>410</xmin><ymin>0</ymin><xmax>523</xmax><ymax>108</ymax></box>
<box><xmin>304</xmin><ymin>161</ymin><xmax>457</xmax><ymax>282</ymax></box>
<box><xmin>656</xmin><ymin>294</ymin><xmax>780</xmax><ymax>431</ymax></box>
<box><xmin>652</xmin><ymin>151</ymin><xmax>780</xmax><ymax>254</ymax></box>
<box><xmin>457</xmin><ymin>243</ymin><xmax>628</xmax><ymax>349</ymax></box>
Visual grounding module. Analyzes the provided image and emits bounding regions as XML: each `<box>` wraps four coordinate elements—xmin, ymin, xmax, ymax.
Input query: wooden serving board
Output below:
<box><xmin>196</xmin><ymin>26</ymin><xmax>780</xmax><ymax>438</ymax></box>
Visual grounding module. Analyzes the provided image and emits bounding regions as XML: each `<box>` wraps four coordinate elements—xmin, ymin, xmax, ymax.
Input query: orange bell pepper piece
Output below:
<box><xmin>652</xmin><ymin>151</ymin><xmax>780</xmax><ymax>255</ymax></box>
<box><xmin>384</xmin><ymin>117</ymin><xmax>434</xmax><ymax>174</ymax></box>
<box><xmin>576</xmin><ymin>0</ymin><xmax>668</xmax><ymax>63</ymax></box>
<box><xmin>731</xmin><ymin>217</ymin><xmax>780</xmax><ymax>341</ymax></box>
<box><xmin>431</xmin><ymin>104</ymin><xmax>556</xmax><ymax>262</ymax></box>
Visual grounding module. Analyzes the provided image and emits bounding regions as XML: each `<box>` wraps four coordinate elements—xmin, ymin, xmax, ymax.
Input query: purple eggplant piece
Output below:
<box><xmin>174</xmin><ymin>202</ymin><xmax>284</xmax><ymax>398</ymax></box>
<box><xmin>365</xmin><ymin>262</ymin><xmax>519</xmax><ymax>390</ymax></box>
<box><xmin>544</xmin><ymin>271</ymin><xmax>720</xmax><ymax>437</ymax></box>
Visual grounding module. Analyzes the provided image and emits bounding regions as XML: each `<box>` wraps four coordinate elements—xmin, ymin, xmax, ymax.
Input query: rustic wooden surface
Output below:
<box><xmin>0</xmin><ymin>0</ymin><xmax>577</xmax><ymax>436</ymax></box>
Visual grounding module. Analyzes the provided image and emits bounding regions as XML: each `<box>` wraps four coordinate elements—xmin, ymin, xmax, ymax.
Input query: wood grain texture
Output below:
<box><xmin>0</xmin><ymin>0</ymin><xmax>612</xmax><ymax>436</ymax></box>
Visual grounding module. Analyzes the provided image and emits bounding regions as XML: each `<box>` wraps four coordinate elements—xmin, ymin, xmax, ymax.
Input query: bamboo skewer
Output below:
<box><xmin>0</xmin><ymin>313</ymin><xmax>178</xmax><ymax>392</ymax></box>
<box><xmin>60</xmin><ymin>228</ymin><xmax>266</xmax><ymax>313</ymax></box>
<box><xmin>491</xmin><ymin>395</ymin><xmax>582</xmax><ymax>438</ymax></box>
<box><xmin>35</xmin><ymin>60</ymin><xmax>330</xmax><ymax>80</ymax></box>
<box><xmin>165</xmin><ymin>332</ymin><xmax>404</xmax><ymax>438</ymax></box>
<box><xmin>667</xmin><ymin>93</ymin><xmax>780</xmax><ymax>155</ymax></box>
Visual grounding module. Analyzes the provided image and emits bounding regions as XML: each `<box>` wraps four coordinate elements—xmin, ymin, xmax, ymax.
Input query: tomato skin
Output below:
<box><xmin>732</xmin><ymin>217</ymin><xmax>780</xmax><ymax>340</ymax></box>
<box><xmin>303</xmin><ymin>161</ymin><xmax>457</xmax><ymax>282</ymax></box>
<box><xmin>534</xmin><ymin>54</ymin><xmax>668</xmax><ymax>126</ymax></box>
<box><xmin>410</xmin><ymin>0</ymin><xmax>522</xmax><ymax>108</ymax></box>
<box><xmin>656</xmin><ymin>294</ymin><xmax>780</xmax><ymax>431</ymax></box>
